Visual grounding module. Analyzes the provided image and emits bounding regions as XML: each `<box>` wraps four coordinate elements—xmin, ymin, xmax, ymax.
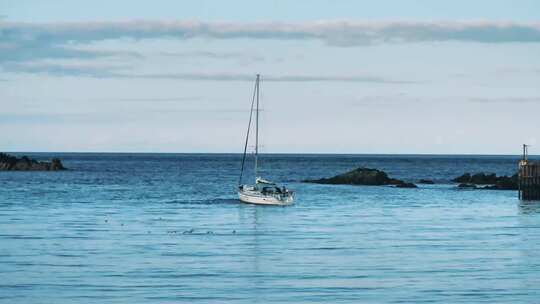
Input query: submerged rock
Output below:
<box><xmin>0</xmin><ymin>153</ymin><xmax>66</xmax><ymax>171</ymax></box>
<box><xmin>304</xmin><ymin>167</ymin><xmax>417</xmax><ymax>188</ymax></box>
<box><xmin>418</xmin><ymin>179</ymin><xmax>435</xmax><ymax>184</ymax></box>
<box><xmin>453</xmin><ymin>172</ymin><xmax>517</xmax><ymax>190</ymax></box>
<box><xmin>396</xmin><ymin>182</ymin><xmax>418</xmax><ymax>188</ymax></box>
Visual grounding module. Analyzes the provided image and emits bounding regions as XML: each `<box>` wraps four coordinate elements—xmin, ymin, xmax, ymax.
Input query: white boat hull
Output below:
<box><xmin>238</xmin><ymin>190</ymin><xmax>293</xmax><ymax>206</ymax></box>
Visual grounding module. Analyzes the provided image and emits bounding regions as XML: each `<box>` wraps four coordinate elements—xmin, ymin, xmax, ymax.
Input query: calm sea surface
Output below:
<box><xmin>1</xmin><ymin>153</ymin><xmax>540</xmax><ymax>303</ymax></box>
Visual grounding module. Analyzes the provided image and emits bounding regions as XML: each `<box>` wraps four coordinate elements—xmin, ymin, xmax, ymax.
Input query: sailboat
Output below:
<box><xmin>237</xmin><ymin>74</ymin><xmax>294</xmax><ymax>206</ymax></box>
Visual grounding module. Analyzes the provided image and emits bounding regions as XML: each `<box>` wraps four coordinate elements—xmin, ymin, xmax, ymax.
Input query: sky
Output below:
<box><xmin>1</xmin><ymin>0</ymin><xmax>540</xmax><ymax>154</ymax></box>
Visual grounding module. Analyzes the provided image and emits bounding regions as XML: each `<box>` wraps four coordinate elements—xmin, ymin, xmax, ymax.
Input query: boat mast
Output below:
<box><xmin>238</xmin><ymin>75</ymin><xmax>258</xmax><ymax>186</ymax></box>
<box><xmin>255</xmin><ymin>74</ymin><xmax>260</xmax><ymax>179</ymax></box>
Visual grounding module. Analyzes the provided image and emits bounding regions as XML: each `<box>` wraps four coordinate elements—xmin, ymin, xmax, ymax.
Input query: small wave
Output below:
<box><xmin>0</xmin><ymin>235</ymin><xmax>44</xmax><ymax>240</ymax></box>
<box><xmin>163</xmin><ymin>198</ymin><xmax>238</xmax><ymax>205</ymax></box>
<box><xmin>282</xmin><ymin>179</ymin><xmax>299</xmax><ymax>183</ymax></box>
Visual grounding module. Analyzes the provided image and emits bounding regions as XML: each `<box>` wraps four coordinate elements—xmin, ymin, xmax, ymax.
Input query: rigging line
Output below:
<box><xmin>239</xmin><ymin>76</ymin><xmax>258</xmax><ymax>186</ymax></box>
<box><xmin>255</xmin><ymin>74</ymin><xmax>260</xmax><ymax>179</ymax></box>
<box><xmin>258</xmin><ymin>74</ymin><xmax>263</xmax><ymax>172</ymax></box>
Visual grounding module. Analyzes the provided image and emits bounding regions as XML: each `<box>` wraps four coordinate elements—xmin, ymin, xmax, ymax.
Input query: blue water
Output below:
<box><xmin>1</xmin><ymin>153</ymin><xmax>540</xmax><ymax>303</ymax></box>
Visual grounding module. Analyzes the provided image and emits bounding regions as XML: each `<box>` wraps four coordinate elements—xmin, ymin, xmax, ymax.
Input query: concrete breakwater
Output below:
<box><xmin>519</xmin><ymin>160</ymin><xmax>540</xmax><ymax>200</ymax></box>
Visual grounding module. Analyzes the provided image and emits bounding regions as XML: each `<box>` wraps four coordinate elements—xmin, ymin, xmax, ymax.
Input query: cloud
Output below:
<box><xmin>118</xmin><ymin>72</ymin><xmax>411</xmax><ymax>83</ymax></box>
<box><xmin>5</xmin><ymin>63</ymin><xmax>410</xmax><ymax>83</ymax></box>
<box><xmin>3</xmin><ymin>20</ymin><xmax>540</xmax><ymax>44</ymax></box>
<box><xmin>115</xmin><ymin>97</ymin><xmax>202</xmax><ymax>102</ymax></box>
<box><xmin>469</xmin><ymin>97</ymin><xmax>540</xmax><ymax>103</ymax></box>
<box><xmin>160</xmin><ymin>50</ymin><xmax>265</xmax><ymax>62</ymax></box>
<box><xmin>4</xmin><ymin>61</ymin><xmax>131</xmax><ymax>77</ymax></box>
<box><xmin>0</xmin><ymin>107</ymin><xmax>248</xmax><ymax>125</ymax></box>
<box><xmin>1</xmin><ymin>20</ymin><xmax>540</xmax><ymax>64</ymax></box>
<box><xmin>348</xmin><ymin>93</ymin><xmax>409</xmax><ymax>106</ymax></box>
<box><xmin>2</xmin><ymin>53</ymin><xmax>410</xmax><ymax>82</ymax></box>
<box><xmin>0</xmin><ymin>40</ymin><xmax>141</xmax><ymax>64</ymax></box>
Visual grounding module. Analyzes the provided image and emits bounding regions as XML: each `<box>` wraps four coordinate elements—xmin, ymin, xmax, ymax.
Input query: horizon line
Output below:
<box><xmin>2</xmin><ymin>151</ymin><xmax>534</xmax><ymax>157</ymax></box>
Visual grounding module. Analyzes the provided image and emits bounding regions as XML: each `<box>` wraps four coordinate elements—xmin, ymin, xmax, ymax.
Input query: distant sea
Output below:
<box><xmin>1</xmin><ymin>153</ymin><xmax>539</xmax><ymax>303</ymax></box>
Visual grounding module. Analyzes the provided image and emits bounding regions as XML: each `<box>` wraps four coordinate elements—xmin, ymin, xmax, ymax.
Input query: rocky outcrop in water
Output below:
<box><xmin>0</xmin><ymin>153</ymin><xmax>66</xmax><ymax>171</ymax></box>
<box><xmin>453</xmin><ymin>172</ymin><xmax>518</xmax><ymax>190</ymax></box>
<box><xmin>396</xmin><ymin>182</ymin><xmax>418</xmax><ymax>188</ymax></box>
<box><xmin>304</xmin><ymin>167</ymin><xmax>417</xmax><ymax>188</ymax></box>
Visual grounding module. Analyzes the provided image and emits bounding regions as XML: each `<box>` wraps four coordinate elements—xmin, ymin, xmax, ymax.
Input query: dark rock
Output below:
<box><xmin>471</xmin><ymin>173</ymin><xmax>498</xmax><ymax>184</ymax></box>
<box><xmin>304</xmin><ymin>167</ymin><xmax>392</xmax><ymax>185</ymax></box>
<box><xmin>418</xmin><ymin>179</ymin><xmax>435</xmax><ymax>184</ymax></box>
<box><xmin>304</xmin><ymin>167</ymin><xmax>417</xmax><ymax>188</ymax></box>
<box><xmin>453</xmin><ymin>173</ymin><xmax>471</xmax><ymax>183</ymax></box>
<box><xmin>50</xmin><ymin>158</ymin><xmax>66</xmax><ymax>170</ymax></box>
<box><xmin>396</xmin><ymin>182</ymin><xmax>418</xmax><ymax>188</ymax></box>
<box><xmin>0</xmin><ymin>153</ymin><xmax>66</xmax><ymax>171</ymax></box>
<box><xmin>453</xmin><ymin>172</ymin><xmax>499</xmax><ymax>184</ymax></box>
<box><xmin>495</xmin><ymin>174</ymin><xmax>518</xmax><ymax>190</ymax></box>
<box><xmin>453</xmin><ymin>172</ymin><xmax>518</xmax><ymax>190</ymax></box>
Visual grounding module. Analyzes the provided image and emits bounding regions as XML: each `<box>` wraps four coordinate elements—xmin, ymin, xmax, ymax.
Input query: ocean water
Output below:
<box><xmin>1</xmin><ymin>153</ymin><xmax>540</xmax><ymax>303</ymax></box>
